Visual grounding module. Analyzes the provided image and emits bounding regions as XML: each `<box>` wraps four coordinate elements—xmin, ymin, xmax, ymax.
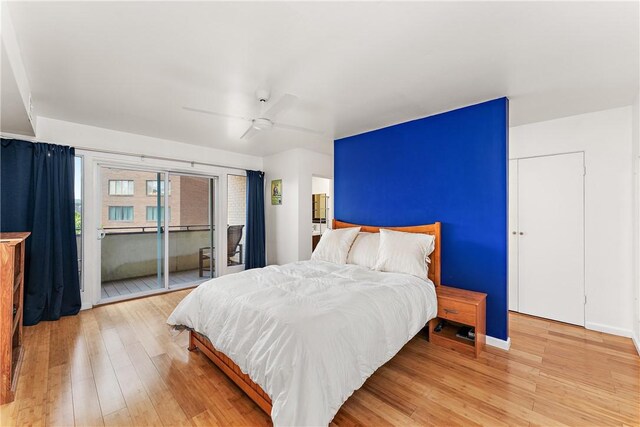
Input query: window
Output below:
<box><xmin>227</xmin><ymin>174</ymin><xmax>247</xmax><ymax>266</ymax></box>
<box><xmin>146</xmin><ymin>180</ymin><xmax>171</xmax><ymax>196</ymax></box>
<box><xmin>109</xmin><ymin>180</ymin><xmax>134</xmax><ymax>196</ymax></box>
<box><xmin>75</xmin><ymin>156</ymin><xmax>83</xmax><ymax>291</ymax></box>
<box><xmin>146</xmin><ymin>206</ymin><xmax>170</xmax><ymax>221</ymax></box>
<box><xmin>108</xmin><ymin>206</ymin><xmax>134</xmax><ymax>221</ymax></box>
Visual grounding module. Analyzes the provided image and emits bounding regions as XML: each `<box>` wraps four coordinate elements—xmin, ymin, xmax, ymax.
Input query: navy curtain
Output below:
<box><xmin>1</xmin><ymin>139</ymin><xmax>81</xmax><ymax>325</ymax></box>
<box><xmin>245</xmin><ymin>170</ymin><xmax>266</xmax><ymax>269</ymax></box>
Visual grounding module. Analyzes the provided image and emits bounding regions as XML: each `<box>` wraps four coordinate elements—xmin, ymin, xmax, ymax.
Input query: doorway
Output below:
<box><xmin>509</xmin><ymin>152</ymin><xmax>585</xmax><ymax>326</ymax></box>
<box><xmin>312</xmin><ymin>176</ymin><xmax>332</xmax><ymax>252</ymax></box>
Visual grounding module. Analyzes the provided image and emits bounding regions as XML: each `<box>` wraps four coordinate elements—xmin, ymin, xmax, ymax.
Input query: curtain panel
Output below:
<box><xmin>245</xmin><ymin>170</ymin><xmax>266</xmax><ymax>269</ymax></box>
<box><xmin>0</xmin><ymin>139</ymin><xmax>81</xmax><ymax>325</ymax></box>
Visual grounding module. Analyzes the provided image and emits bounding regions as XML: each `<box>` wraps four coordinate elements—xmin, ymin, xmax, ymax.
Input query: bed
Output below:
<box><xmin>167</xmin><ymin>220</ymin><xmax>441</xmax><ymax>426</ymax></box>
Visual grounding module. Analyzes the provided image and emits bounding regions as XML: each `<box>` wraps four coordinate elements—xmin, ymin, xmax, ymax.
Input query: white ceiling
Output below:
<box><xmin>4</xmin><ymin>1</ymin><xmax>639</xmax><ymax>156</ymax></box>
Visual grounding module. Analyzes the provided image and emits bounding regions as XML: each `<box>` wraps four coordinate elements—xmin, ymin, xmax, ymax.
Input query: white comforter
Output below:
<box><xmin>167</xmin><ymin>260</ymin><xmax>437</xmax><ymax>426</ymax></box>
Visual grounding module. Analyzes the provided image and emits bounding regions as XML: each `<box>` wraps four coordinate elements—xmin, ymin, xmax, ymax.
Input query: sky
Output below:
<box><xmin>74</xmin><ymin>156</ymin><xmax>82</xmax><ymax>201</ymax></box>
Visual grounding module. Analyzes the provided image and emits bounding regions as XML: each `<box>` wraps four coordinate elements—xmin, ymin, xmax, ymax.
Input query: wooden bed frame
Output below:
<box><xmin>333</xmin><ymin>219</ymin><xmax>441</xmax><ymax>287</ymax></box>
<box><xmin>188</xmin><ymin>220</ymin><xmax>442</xmax><ymax>416</ymax></box>
<box><xmin>188</xmin><ymin>331</ymin><xmax>272</xmax><ymax>413</ymax></box>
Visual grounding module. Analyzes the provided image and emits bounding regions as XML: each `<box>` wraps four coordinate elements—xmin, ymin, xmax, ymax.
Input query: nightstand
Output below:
<box><xmin>428</xmin><ymin>285</ymin><xmax>487</xmax><ymax>357</ymax></box>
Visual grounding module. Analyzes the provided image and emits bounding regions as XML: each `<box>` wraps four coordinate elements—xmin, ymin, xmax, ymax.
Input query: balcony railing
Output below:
<box><xmin>101</xmin><ymin>226</ymin><xmax>214</xmax><ymax>282</ymax></box>
<box><xmin>104</xmin><ymin>224</ymin><xmax>212</xmax><ymax>234</ymax></box>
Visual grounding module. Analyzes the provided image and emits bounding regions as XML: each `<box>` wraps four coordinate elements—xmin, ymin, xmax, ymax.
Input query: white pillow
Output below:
<box><xmin>311</xmin><ymin>227</ymin><xmax>361</xmax><ymax>264</ymax></box>
<box><xmin>374</xmin><ymin>229</ymin><xmax>436</xmax><ymax>279</ymax></box>
<box><xmin>347</xmin><ymin>232</ymin><xmax>380</xmax><ymax>269</ymax></box>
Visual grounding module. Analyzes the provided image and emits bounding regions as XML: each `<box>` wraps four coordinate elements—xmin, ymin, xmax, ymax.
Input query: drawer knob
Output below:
<box><xmin>444</xmin><ymin>308</ymin><xmax>459</xmax><ymax>314</ymax></box>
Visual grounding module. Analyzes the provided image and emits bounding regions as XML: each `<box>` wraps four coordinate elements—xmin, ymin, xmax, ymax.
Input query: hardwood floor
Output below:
<box><xmin>1</xmin><ymin>289</ymin><xmax>638</xmax><ymax>426</ymax></box>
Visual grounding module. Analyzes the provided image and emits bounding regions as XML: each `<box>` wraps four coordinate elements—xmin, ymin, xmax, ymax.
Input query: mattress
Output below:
<box><xmin>167</xmin><ymin>260</ymin><xmax>437</xmax><ymax>426</ymax></box>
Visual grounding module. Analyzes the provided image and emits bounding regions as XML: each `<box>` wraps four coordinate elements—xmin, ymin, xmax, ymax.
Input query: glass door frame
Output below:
<box><xmin>166</xmin><ymin>170</ymin><xmax>218</xmax><ymax>290</ymax></box>
<box><xmin>96</xmin><ymin>161</ymin><xmax>219</xmax><ymax>303</ymax></box>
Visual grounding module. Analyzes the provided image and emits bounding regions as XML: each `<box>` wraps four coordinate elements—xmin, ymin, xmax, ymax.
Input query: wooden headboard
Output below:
<box><xmin>333</xmin><ymin>219</ymin><xmax>442</xmax><ymax>286</ymax></box>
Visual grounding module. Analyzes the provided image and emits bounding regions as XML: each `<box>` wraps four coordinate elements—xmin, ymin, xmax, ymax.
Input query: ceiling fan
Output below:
<box><xmin>183</xmin><ymin>89</ymin><xmax>323</xmax><ymax>140</ymax></box>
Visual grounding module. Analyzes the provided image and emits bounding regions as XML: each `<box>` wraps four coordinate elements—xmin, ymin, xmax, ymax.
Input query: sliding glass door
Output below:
<box><xmin>166</xmin><ymin>173</ymin><xmax>216</xmax><ymax>289</ymax></box>
<box><xmin>99</xmin><ymin>167</ymin><xmax>167</xmax><ymax>299</ymax></box>
<box><xmin>98</xmin><ymin>166</ymin><xmax>217</xmax><ymax>302</ymax></box>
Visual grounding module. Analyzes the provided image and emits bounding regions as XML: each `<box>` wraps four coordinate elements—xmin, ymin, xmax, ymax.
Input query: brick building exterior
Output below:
<box><xmin>101</xmin><ymin>169</ymin><xmax>209</xmax><ymax>230</ymax></box>
<box><xmin>101</xmin><ymin>170</ymin><xmax>246</xmax><ymax>231</ymax></box>
<box><xmin>179</xmin><ymin>176</ymin><xmax>210</xmax><ymax>226</ymax></box>
<box><xmin>227</xmin><ymin>175</ymin><xmax>246</xmax><ymax>227</ymax></box>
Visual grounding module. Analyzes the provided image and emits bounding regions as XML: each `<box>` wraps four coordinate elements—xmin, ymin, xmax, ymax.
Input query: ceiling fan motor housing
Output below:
<box><xmin>252</xmin><ymin>117</ymin><xmax>273</xmax><ymax>130</ymax></box>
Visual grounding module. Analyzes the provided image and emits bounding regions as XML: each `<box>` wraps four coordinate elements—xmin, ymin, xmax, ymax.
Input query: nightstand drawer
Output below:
<box><xmin>437</xmin><ymin>299</ymin><xmax>476</xmax><ymax>325</ymax></box>
<box><xmin>430</xmin><ymin>285</ymin><xmax>487</xmax><ymax>358</ymax></box>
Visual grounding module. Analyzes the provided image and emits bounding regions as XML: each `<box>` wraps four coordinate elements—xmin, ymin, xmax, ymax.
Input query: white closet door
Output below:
<box><xmin>508</xmin><ymin>159</ymin><xmax>519</xmax><ymax>311</ymax></box>
<box><xmin>518</xmin><ymin>152</ymin><xmax>585</xmax><ymax>326</ymax></box>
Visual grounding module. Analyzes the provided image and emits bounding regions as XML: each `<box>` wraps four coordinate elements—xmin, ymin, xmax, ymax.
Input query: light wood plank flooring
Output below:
<box><xmin>1</xmin><ymin>290</ymin><xmax>638</xmax><ymax>426</ymax></box>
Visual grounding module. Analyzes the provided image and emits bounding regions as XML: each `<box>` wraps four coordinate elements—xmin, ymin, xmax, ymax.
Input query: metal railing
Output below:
<box><xmin>103</xmin><ymin>224</ymin><xmax>212</xmax><ymax>234</ymax></box>
<box><xmin>100</xmin><ymin>226</ymin><xmax>214</xmax><ymax>281</ymax></box>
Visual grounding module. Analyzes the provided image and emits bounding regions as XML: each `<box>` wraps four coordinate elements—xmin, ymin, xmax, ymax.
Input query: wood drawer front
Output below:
<box><xmin>437</xmin><ymin>298</ymin><xmax>477</xmax><ymax>325</ymax></box>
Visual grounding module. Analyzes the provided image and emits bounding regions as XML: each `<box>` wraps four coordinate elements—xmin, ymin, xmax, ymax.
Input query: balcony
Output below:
<box><xmin>102</xmin><ymin>269</ymin><xmax>204</xmax><ymax>298</ymax></box>
<box><xmin>99</xmin><ymin>225</ymin><xmax>244</xmax><ymax>300</ymax></box>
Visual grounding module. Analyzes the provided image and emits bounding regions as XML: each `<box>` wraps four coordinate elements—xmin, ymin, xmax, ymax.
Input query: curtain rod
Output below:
<box><xmin>1</xmin><ymin>134</ymin><xmax>251</xmax><ymax>172</ymax></box>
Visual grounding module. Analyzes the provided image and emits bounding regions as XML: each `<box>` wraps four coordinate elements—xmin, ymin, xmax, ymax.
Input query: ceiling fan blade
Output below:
<box><xmin>274</xmin><ymin>122</ymin><xmax>324</xmax><ymax>136</ymax></box>
<box><xmin>240</xmin><ymin>124</ymin><xmax>260</xmax><ymax>140</ymax></box>
<box><xmin>264</xmin><ymin>94</ymin><xmax>298</xmax><ymax>120</ymax></box>
<box><xmin>183</xmin><ymin>106</ymin><xmax>251</xmax><ymax>122</ymax></box>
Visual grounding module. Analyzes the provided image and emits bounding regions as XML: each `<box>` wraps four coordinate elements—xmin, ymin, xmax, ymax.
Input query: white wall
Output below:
<box><xmin>510</xmin><ymin>106</ymin><xmax>634</xmax><ymax>337</ymax></box>
<box><xmin>264</xmin><ymin>148</ymin><xmax>333</xmax><ymax>265</ymax></box>
<box><xmin>633</xmin><ymin>91</ymin><xmax>640</xmax><ymax>353</ymax></box>
<box><xmin>37</xmin><ymin>117</ymin><xmax>263</xmax><ymax>170</ymax></box>
<box><xmin>264</xmin><ymin>149</ymin><xmax>301</xmax><ymax>265</ymax></box>
<box><xmin>312</xmin><ymin>177</ymin><xmax>331</xmax><ymax>194</ymax></box>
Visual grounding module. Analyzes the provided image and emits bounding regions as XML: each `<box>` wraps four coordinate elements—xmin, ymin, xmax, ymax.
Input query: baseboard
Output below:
<box><xmin>81</xmin><ymin>303</ymin><xmax>93</xmax><ymax>311</ymax></box>
<box><xmin>486</xmin><ymin>335</ymin><xmax>511</xmax><ymax>350</ymax></box>
<box><xmin>633</xmin><ymin>333</ymin><xmax>640</xmax><ymax>356</ymax></box>
<box><xmin>585</xmin><ymin>321</ymin><xmax>632</xmax><ymax>338</ymax></box>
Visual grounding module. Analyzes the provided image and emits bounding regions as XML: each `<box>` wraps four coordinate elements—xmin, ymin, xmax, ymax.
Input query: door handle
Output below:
<box><xmin>97</xmin><ymin>229</ymin><xmax>106</xmax><ymax>240</ymax></box>
<box><xmin>519</xmin><ymin>232</ymin><xmax>524</xmax><ymax>236</ymax></box>
<box><xmin>511</xmin><ymin>231</ymin><xmax>517</xmax><ymax>235</ymax></box>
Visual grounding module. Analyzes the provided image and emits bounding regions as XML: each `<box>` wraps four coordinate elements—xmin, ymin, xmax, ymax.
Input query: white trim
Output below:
<box><xmin>633</xmin><ymin>333</ymin><xmax>640</xmax><ymax>356</ymax></box>
<box><xmin>0</xmin><ymin>132</ymin><xmax>37</xmax><ymax>142</ymax></box>
<box><xmin>585</xmin><ymin>321</ymin><xmax>633</xmax><ymax>338</ymax></box>
<box><xmin>76</xmin><ymin>154</ymin><xmax>86</xmax><ymax>305</ymax></box>
<box><xmin>1</xmin><ymin>3</ymin><xmax>36</xmax><ymax>131</ymax></box>
<box><xmin>486</xmin><ymin>336</ymin><xmax>511</xmax><ymax>350</ymax></box>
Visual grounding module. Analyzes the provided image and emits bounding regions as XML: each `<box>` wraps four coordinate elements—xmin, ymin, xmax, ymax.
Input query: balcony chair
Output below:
<box><xmin>198</xmin><ymin>225</ymin><xmax>245</xmax><ymax>277</ymax></box>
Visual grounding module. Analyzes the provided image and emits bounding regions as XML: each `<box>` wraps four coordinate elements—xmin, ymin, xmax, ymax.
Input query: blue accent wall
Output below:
<box><xmin>334</xmin><ymin>98</ymin><xmax>509</xmax><ymax>340</ymax></box>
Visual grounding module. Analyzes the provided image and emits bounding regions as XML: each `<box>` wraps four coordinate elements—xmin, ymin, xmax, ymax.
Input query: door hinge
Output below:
<box><xmin>583</xmin><ymin>166</ymin><xmax>586</xmax><ymax>176</ymax></box>
<box><xmin>584</xmin><ymin>295</ymin><xmax>587</xmax><ymax>305</ymax></box>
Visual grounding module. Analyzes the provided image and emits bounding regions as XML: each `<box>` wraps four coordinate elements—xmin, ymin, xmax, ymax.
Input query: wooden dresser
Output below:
<box><xmin>1</xmin><ymin>232</ymin><xmax>30</xmax><ymax>404</ymax></box>
<box><xmin>428</xmin><ymin>285</ymin><xmax>487</xmax><ymax>358</ymax></box>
